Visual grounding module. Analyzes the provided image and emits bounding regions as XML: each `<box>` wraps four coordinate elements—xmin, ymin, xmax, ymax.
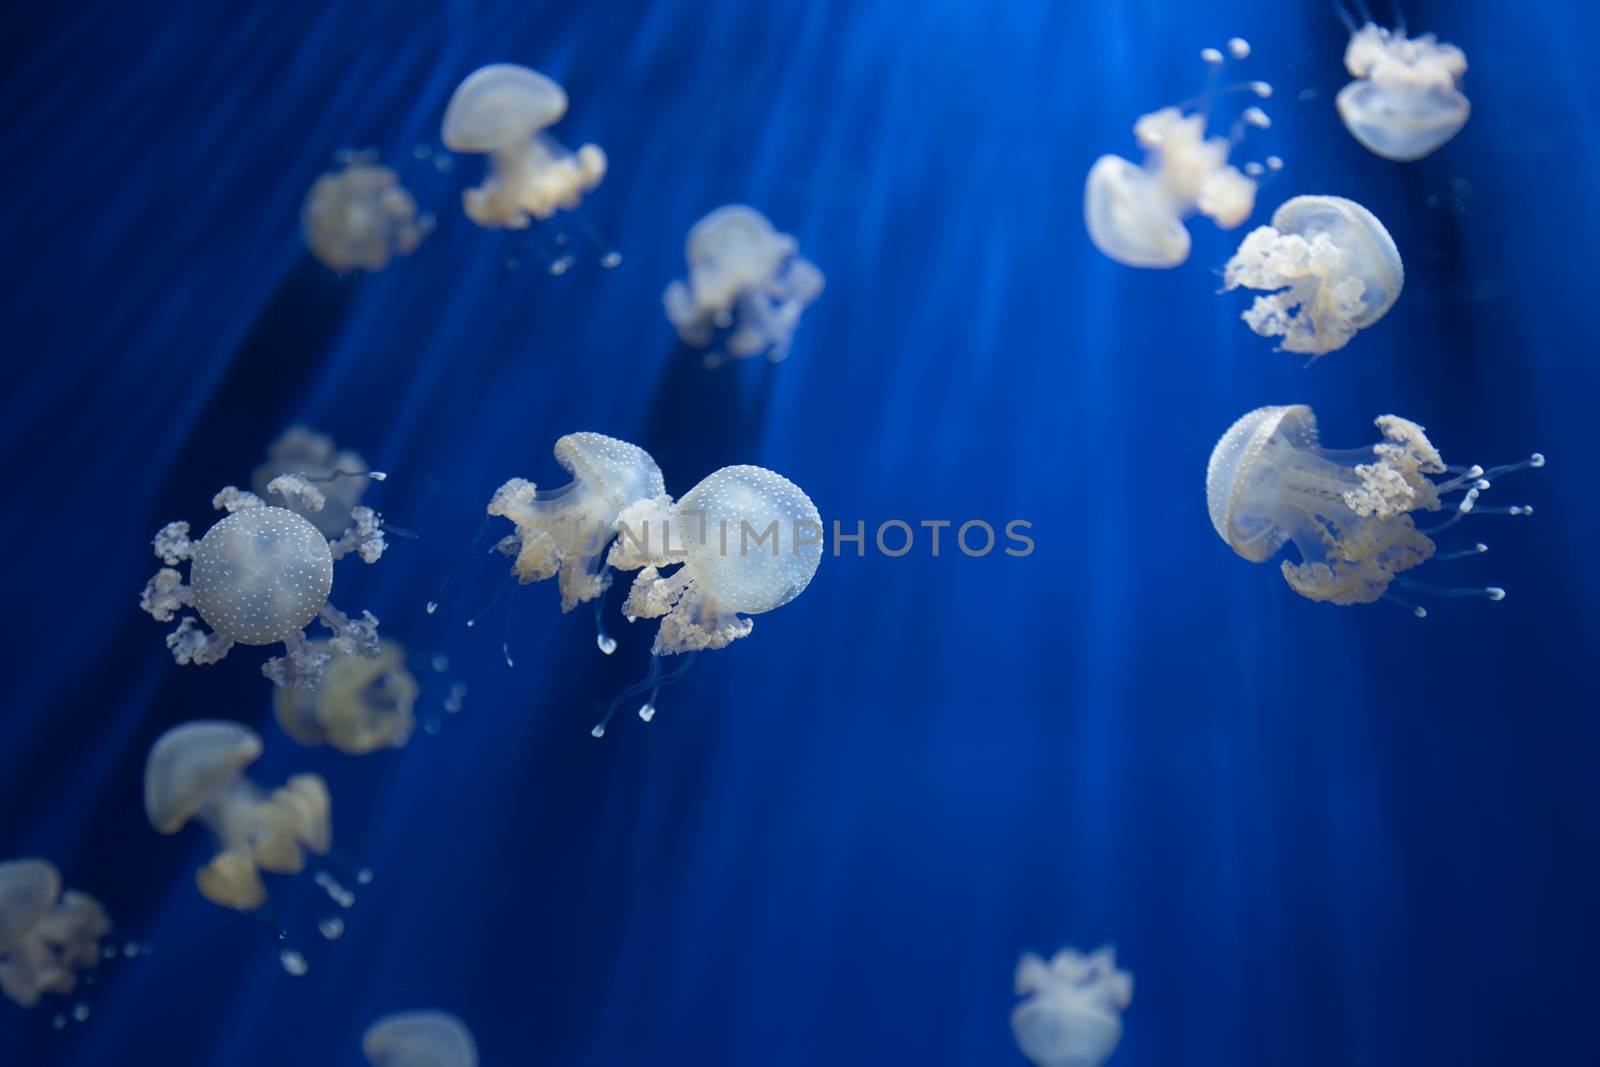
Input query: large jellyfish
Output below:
<box><xmin>364</xmin><ymin>1011</ymin><xmax>478</xmax><ymax>1067</ymax></box>
<box><xmin>441</xmin><ymin>63</ymin><xmax>606</xmax><ymax>229</ymax></box>
<box><xmin>1084</xmin><ymin>37</ymin><xmax>1277</xmax><ymax>268</ymax></box>
<box><xmin>273</xmin><ymin>639</ymin><xmax>418</xmax><ymax>754</ymax></box>
<box><xmin>252</xmin><ymin>426</ymin><xmax>378</xmax><ymax>540</ymax></box>
<box><xmin>1335</xmin><ymin>15</ymin><xmax>1469</xmax><ymax>161</ymax></box>
<box><xmin>143</xmin><ymin>721</ymin><xmax>331</xmax><ymax>912</ymax></box>
<box><xmin>140</xmin><ymin>478</ymin><xmax>389</xmax><ymax>690</ymax></box>
<box><xmin>0</xmin><ymin>860</ymin><xmax>111</xmax><ymax>1009</ymax></box>
<box><xmin>302</xmin><ymin>152</ymin><xmax>433</xmax><ymax>273</ymax></box>
<box><xmin>1223</xmin><ymin>195</ymin><xmax>1403</xmax><ymax>359</ymax></box>
<box><xmin>662</xmin><ymin>205</ymin><xmax>825</xmax><ymax>366</ymax></box>
<box><xmin>1207</xmin><ymin>405</ymin><xmax>1543</xmax><ymax>615</ymax></box>
<box><xmin>1012</xmin><ymin>946</ymin><xmax>1134</xmax><ymax>1067</ymax></box>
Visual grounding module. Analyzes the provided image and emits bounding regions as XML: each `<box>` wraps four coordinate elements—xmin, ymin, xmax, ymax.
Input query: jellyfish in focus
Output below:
<box><xmin>1011</xmin><ymin>946</ymin><xmax>1133</xmax><ymax>1067</ymax></box>
<box><xmin>1207</xmin><ymin>405</ymin><xmax>1544</xmax><ymax>615</ymax></box>
<box><xmin>273</xmin><ymin>639</ymin><xmax>418</xmax><ymax>754</ymax></box>
<box><xmin>302</xmin><ymin>152</ymin><xmax>433</xmax><ymax>272</ymax></box>
<box><xmin>252</xmin><ymin>426</ymin><xmax>377</xmax><ymax>540</ymax></box>
<box><xmin>143</xmin><ymin>721</ymin><xmax>331</xmax><ymax>912</ymax></box>
<box><xmin>364</xmin><ymin>1011</ymin><xmax>478</xmax><ymax>1067</ymax></box>
<box><xmin>1084</xmin><ymin>37</ymin><xmax>1275</xmax><ymax>268</ymax></box>
<box><xmin>663</xmin><ymin>205</ymin><xmax>825</xmax><ymax>366</ymax></box>
<box><xmin>1223</xmin><ymin>195</ymin><xmax>1403</xmax><ymax>359</ymax></box>
<box><xmin>140</xmin><ymin>478</ymin><xmax>389</xmax><ymax>690</ymax></box>
<box><xmin>1335</xmin><ymin>15</ymin><xmax>1469</xmax><ymax>161</ymax></box>
<box><xmin>441</xmin><ymin>63</ymin><xmax>606</xmax><ymax>229</ymax></box>
<box><xmin>0</xmin><ymin>860</ymin><xmax>111</xmax><ymax>1009</ymax></box>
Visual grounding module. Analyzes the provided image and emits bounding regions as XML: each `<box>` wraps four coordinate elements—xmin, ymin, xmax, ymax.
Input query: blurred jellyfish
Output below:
<box><xmin>252</xmin><ymin>426</ymin><xmax>377</xmax><ymax>540</ymax></box>
<box><xmin>1335</xmin><ymin>13</ymin><xmax>1468</xmax><ymax>161</ymax></box>
<box><xmin>1223</xmin><ymin>195</ymin><xmax>1403</xmax><ymax>359</ymax></box>
<box><xmin>273</xmin><ymin>639</ymin><xmax>418</xmax><ymax>754</ymax></box>
<box><xmin>441</xmin><ymin>64</ymin><xmax>606</xmax><ymax>229</ymax></box>
<box><xmin>0</xmin><ymin>860</ymin><xmax>111</xmax><ymax>1009</ymax></box>
<box><xmin>1012</xmin><ymin>946</ymin><xmax>1133</xmax><ymax>1067</ymax></box>
<box><xmin>139</xmin><ymin>477</ymin><xmax>389</xmax><ymax>690</ymax></box>
<box><xmin>663</xmin><ymin>205</ymin><xmax>825</xmax><ymax>366</ymax></box>
<box><xmin>302</xmin><ymin>152</ymin><xmax>433</xmax><ymax>272</ymax></box>
<box><xmin>1207</xmin><ymin>405</ymin><xmax>1544</xmax><ymax>615</ymax></box>
<box><xmin>143</xmin><ymin>721</ymin><xmax>331</xmax><ymax>912</ymax></box>
<box><xmin>1085</xmin><ymin>37</ymin><xmax>1275</xmax><ymax>268</ymax></box>
<box><xmin>364</xmin><ymin>1011</ymin><xmax>478</xmax><ymax>1067</ymax></box>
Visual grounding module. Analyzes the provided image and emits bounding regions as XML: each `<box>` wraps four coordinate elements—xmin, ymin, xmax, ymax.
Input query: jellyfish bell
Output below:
<box><xmin>1083</xmin><ymin>155</ymin><xmax>1190</xmax><ymax>269</ymax></box>
<box><xmin>302</xmin><ymin>155</ymin><xmax>432</xmax><ymax>273</ymax></box>
<box><xmin>363</xmin><ymin>1010</ymin><xmax>478</xmax><ymax>1067</ymax></box>
<box><xmin>251</xmin><ymin>427</ymin><xmax>375</xmax><ymax>540</ymax></box>
<box><xmin>274</xmin><ymin>639</ymin><xmax>418</xmax><ymax>754</ymax></box>
<box><xmin>1337</xmin><ymin>23</ymin><xmax>1469</xmax><ymax>161</ymax></box>
<box><xmin>1012</xmin><ymin>947</ymin><xmax>1134</xmax><ymax>1067</ymax></box>
<box><xmin>0</xmin><ymin>859</ymin><xmax>112</xmax><ymax>1009</ymax></box>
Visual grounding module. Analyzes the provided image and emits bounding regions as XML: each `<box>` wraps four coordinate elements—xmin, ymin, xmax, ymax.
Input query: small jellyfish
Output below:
<box><xmin>1207</xmin><ymin>405</ymin><xmax>1544</xmax><ymax>615</ymax></box>
<box><xmin>139</xmin><ymin>479</ymin><xmax>389</xmax><ymax>690</ymax></box>
<box><xmin>1011</xmin><ymin>946</ymin><xmax>1133</xmax><ymax>1067</ymax></box>
<box><xmin>363</xmin><ymin>1011</ymin><xmax>478</xmax><ymax>1067</ymax></box>
<box><xmin>251</xmin><ymin>426</ymin><xmax>378</xmax><ymax>540</ymax></box>
<box><xmin>662</xmin><ymin>205</ymin><xmax>825</xmax><ymax>366</ymax></box>
<box><xmin>441</xmin><ymin>63</ymin><xmax>606</xmax><ymax>229</ymax></box>
<box><xmin>302</xmin><ymin>153</ymin><xmax>433</xmax><ymax>272</ymax></box>
<box><xmin>1084</xmin><ymin>38</ymin><xmax>1274</xmax><ymax>268</ymax></box>
<box><xmin>143</xmin><ymin>720</ymin><xmax>331</xmax><ymax>912</ymax></box>
<box><xmin>1336</xmin><ymin>16</ymin><xmax>1469</xmax><ymax>161</ymax></box>
<box><xmin>273</xmin><ymin>639</ymin><xmax>418</xmax><ymax>754</ymax></box>
<box><xmin>1223</xmin><ymin>195</ymin><xmax>1403</xmax><ymax>359</ymax></box>
<box><xmin>0</xmin><ymin>860</ymin><xmax>111</xmax><ymax>1009</ymax></box>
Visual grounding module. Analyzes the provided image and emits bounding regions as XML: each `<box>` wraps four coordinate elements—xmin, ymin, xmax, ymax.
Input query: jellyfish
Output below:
<box><xmin>1335</xmin><ymin>14</ymin><xmax>1469</xmax><ymax>161</ymax></box>
<box><xmin>1207</xmin><ymin>405</ymin><xmax>1544</xmax><ymax>615</ymax></box>
<box><xmin>302</xmin><ymin>152</ymin><xmax>433</xmax><ymax>272</ymax></box>
<box><xmin>1011</xmin><ymin>946</ymin><xmax>1133</xmax><ymax>1067</ymax></box>
<box><xmin>364</xmin><ymin>1011</ymin><xmax>478</xmax><ymax>1067</ymax></box>
<box><xmin>441</xmin><ymin>63</ymin><xmax>606</xmax><ymax>229</ymax></box>
<box><xmin>662</xmin><ymin>205</ymin><xmax>825</xmax><ymax>366</ymax></box>
<box><xmin>143</xmin><ymin>721</ymin><xmax>331</xmax><ymax>912</ymax></box>
<box><xmin>1223</xmin><ymin>195</ymin><xmax>1403</xmax><ymax>359</ymax></box>
<box><xmin>139</xmin><ymin>478</ymin><xmax>389</xmax><ymax>690</ymax></box>
<box><xmin>0</xmin><ymin>860</ymin><xmax>111</xmax><ymax>1009</ymax></box>
<box><xmin>252</xmin><ymin>426</ymin><xmax>378</xmax><ymax>540</ymax></box>
<box><xmin>1084</xmin><ymin>37</ymin><xmax>1275</xmax><ymax>268</ymax></box>
<box><xmin>273</xmin><ymin>639</ymin><xmax>418</xmax><ymax>754</ymax></box>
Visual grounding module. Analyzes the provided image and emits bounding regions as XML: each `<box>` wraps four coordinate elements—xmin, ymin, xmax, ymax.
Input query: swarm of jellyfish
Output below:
<box><xmin>302</xmin><ymin>151</ymin><xmax>433</xmax><ymax>273</ymax></box>
<box><xmin>1084</xmin><ymin>37</ymin><xmax>1280</xmax><ymax>268</ymax></box>
<box><xmin>663</xmin><ymin>205</ymin><xmax>825</xmax><ymax>366</ymax></box>
<box><xmin>442</xmin><ymin>63</ymin><xmax>607</xmax><ymax>229</ymax></box>
<box><xmin>0</xmin><ymin>860</ymin><xmax>111</xmax><ymax>1009</ymax></box>
<box><xmin>1207</xmin><ymin>405</ymin><xmax>1543</xmax><ymax>615</ymax></box>
<box><xmin>273</xmin><ymin>639</ymin><xmax>418</xmax><ymax>754</ymax></box>
<box><xmin>252</xmin><ymin>426</ymin><xmax>378</xmax><ymax>540</ymax></box>
<box><xmin>1011</xmin><ymin>946</ymin><xmax>1134</xmax><ymax>1067</ymax></box>
<box><xmin>364</xmin><ymin>1011</ymin><xmax>478</xmax><ymax>1067</ymax></box>
<box><xmin>1335</xmin><ymin>12</ymin><xmax>1469</xmax><ymax>161</ymax></box>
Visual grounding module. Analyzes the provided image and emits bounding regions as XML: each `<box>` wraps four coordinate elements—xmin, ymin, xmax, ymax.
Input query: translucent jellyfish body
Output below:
<box><xmin>364</xmin><ymin>1011</ymin><xmax>478</xmax><ymax>1067</ymax></box>
<box><xmin>0</xmin><ymin>860</ymin><xmax>111</xmax><ymax>1009</ymax></box>
<box><xmin>1337</xmin><ymin>22</ymin><xmax>1469</xmax><ymax>161</ymax></box>
<box><xmin>1207</xmin><ymin>405</ymin><xmax>1543</xmax><ymax>614</ymax></box>
<box><xmin>1012</xmin><ymin>946</ymin><xmax>1134</xmax><ymax>1067</ymax></box>
<box><xmin>273</xmin><ymin>639</ymin><xmax>418</xmax><ymax>754</ymax></box>
<box><xmin>441</xmin><ymin>63</ymin><xmax>606</xmax><ymax>229</ymax></box>
<box><xmin>140</xmin><ymin>480</ymin><xmax>388</xmax><ymax>690</ymax></box>
<box><xmin>252</xmin><ymin>426</ymin><xmax>377</xmax><ymax>540</ymax></box>
<box><xmin>143</xmin><ymin>721</ymin><xmax>331</xmax><ymax>912</ymax></box>
<box><xmin>302</xmin><ymin>153</ymin><xmax>433</xmax><ymax>272</ymax></box>
<box><xmin>662</xmin><ymin>205</ymin><xmax>825</xmax><ymax>366</ymax></box>
<box><xmin>1085</xmin><ymin>38</ymin><xmax>1274</xmax><ymax>268</ymax></box>
<box><xmin>1224</xmin><ymin>195</ymin><xmax>1403</xmax><ymax>359</ymax></box>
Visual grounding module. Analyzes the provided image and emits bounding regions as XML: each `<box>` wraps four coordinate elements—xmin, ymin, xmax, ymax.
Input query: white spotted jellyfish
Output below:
<box><xmin>1207</xmin><ymin>405</ymin><xmax>1544</xmax><ymax>615</ymax></box>
<box><xmin>1011</xmin><ymin>946</ymin><xmax>1134</xmax><ymax>1067</ymax></box>
<box><xmin>273</xmin><ymin>639</ymin><xmax>418</xmax><ymax>755</ymax></box>
<box><xmin>252</xmin><ymin>426</ymin><xmax>378</xmax><ymax>540</ymax></box>
<box><xmin>302</xmin><ymin>151</ymin><xmax>433</xmax><ymax>273</ymax></box>
<box><xmin>363</xmin><ymin>1011</ymin><xmax>478</xmax><ymax>1067</ymax></box>
<box><xmin>1334</xmin><ymin>7</ymin><xmax>1469</xmax><ymax>161</ymax></box>
<box><xmin>0</xmin><ymin>859</ymin><xmax>111</xmax><ymax>1010</ymax></box>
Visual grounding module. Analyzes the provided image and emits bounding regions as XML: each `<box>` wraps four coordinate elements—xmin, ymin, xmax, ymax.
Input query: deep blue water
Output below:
<box><xmin>3</xmin><ymin>1</ymin><xmax>1597</xmax><ymax>1064</ymax></box>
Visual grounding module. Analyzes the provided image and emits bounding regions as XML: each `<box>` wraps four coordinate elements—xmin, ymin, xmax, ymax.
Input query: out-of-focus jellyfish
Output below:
<box><xmin>662</xmin><ymin>205</ymin><xmax>825</xmax><ymax>366</ymax></box>
<box><xmin>1012</xmin><ymin>946</ymin><xmax>1133</xmax><ymax>1067</ymax></box>
<box><xmin>302</xmin><ymin>151</ymin><xmax>433</xmax><ymax>272</ymax></box>
<box><xmin>1207</xmin><ymin>405</ymin><xmax>1544</xmax><ymax>615</ymax></box>
<box><xmin>273</xmin><ymin>639</ymin><xmax>418</xmax><ymax>754</ymax></box>
<box><xmin>143</xmin><ymin>721</ymin><xmax>331</xmax><ymax>912</ymax></box>
<box><xmin>0</xmin><ymin>860</ymin><xmax>111</xmax><ymax>1009</ymax></box>
<box><xmin>1223</xmin><ymin>195</ymin><xmax>1403</xmax><ymax>359</ymax></box>
<box><xmin>1085</xmin><ymin>37</ymin><xmax>1275</xmax><ymax>268</ymax></box>
<box><xmin>364</xmin><ymin>1011</ymin><xmax>478</xmax><ymax>1067</ymax></box>
<box><xmin>252</xmin><ymin>426</ymin><xmax>377</xmax><ymax>540</ymax></box>
<box><xmin>1335</xmin><ymin>13</ymin><xmax>1468</xmax><ymax>161</ymax></box>
<box><xmin>441</xmin><ymin>63</ymin><xmax>606</xmax><ymax>229</ymax></box>
<box><xmin>140</xmin><ymin>477</ymin><xmax>389</xmax><ymax>690</ymax></box>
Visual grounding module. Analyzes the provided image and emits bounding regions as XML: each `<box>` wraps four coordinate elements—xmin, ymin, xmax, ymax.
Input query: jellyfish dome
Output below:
<box><xmin>273</xmin><ymin>638</ymin><xmax>418</xmax><ymax>754</ymax></box>
<box><xmin>662</xmin><ymin>205</ymin><xmax>825</xmax><ymax>365</ymax></box>
<box><xmin>1207</xmin><ymin>405</ymin><xmax>1544</xmax><ymax>614</ymax></box>
<box><xmin>1011</xmin><ymin>946</ymin><xmax>1134</xmax><ymax>1067</ymax></box>
<box><xmin>252</xmin><ymin>426</ymin><xmax>377</xmax><ymax>540</ymax></box>
<box><xmin>302</xmin><ymin>153</ymin><xmax>433</xmax><ymax>273</ymax></box>
<box><xmin>1338</xmin><ymin>23</ymin><xmax>1469</xmax><ymax>161</ymax></box>
<box><xmin>363</xmin><ymin>1011</ymin><xmax>478</xmax><ymax>1067</ymax></box>
<box><xmin>441</xmin><ymin>63</ymin><xmax>606</xmax><ymax>229</ymax></box>
<box><xmin>0</xmin><ymin>859</ymin><xmax>111</xmax><ymax>1009</ymax></box>
<box><xmin>1223</xmin><ymin>195</ymin><xmax>1403</xmax><ymax>359</ymax></box>
<box><xmin>144</xmin><ymin>720</ymin><xmax>332</xmax><ymax>912</ymax></box>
